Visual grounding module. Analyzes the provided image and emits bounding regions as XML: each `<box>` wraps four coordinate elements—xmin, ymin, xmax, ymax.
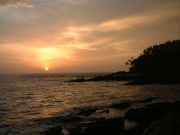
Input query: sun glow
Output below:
<box><xmin>35</xmin><ymin>47</ymin><xmax>72</xmax><ymax>71</ymax></box>
<box><xmin>44</xmin><ymin>67</ymin><xmax>49</xmax><ymax>71</ymax></box>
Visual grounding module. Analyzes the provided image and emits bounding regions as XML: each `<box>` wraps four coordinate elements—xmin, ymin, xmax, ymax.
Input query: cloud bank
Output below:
<box><xmin>0</xmin><ymin>0</ymin><xmax>33</xmax><ymax>8</ymax></box>
<box><xmin>0</xmin><ymin>0</ymin><xmax>180</xmax><ymax>73</ymax></box>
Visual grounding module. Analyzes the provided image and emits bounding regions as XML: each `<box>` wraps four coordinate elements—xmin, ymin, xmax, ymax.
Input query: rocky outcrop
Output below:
<box><xmin>69</xmin><ymin>117</ymin><xmax>124</xmax><ymax>135</ymax></box>
<box><xmin>44</xmin><ymin>100</ymin><xmax>180</xmax><ymax>135</ymax></box>
<box><xmin>142</xmin><ymin>106</ymin><xmax>180</xmax><ymax>135</ymax></box>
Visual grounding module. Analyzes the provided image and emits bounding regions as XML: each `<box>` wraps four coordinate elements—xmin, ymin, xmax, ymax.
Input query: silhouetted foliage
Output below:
<box><xmin>69</xmin><ymin>40</ymin><xmax>180</xmax><ymax>84</ymax></box>
<box><xmin>127</xmin><ymin>40</ymin><xmax>180</xmax><ymax>82</ymax></box>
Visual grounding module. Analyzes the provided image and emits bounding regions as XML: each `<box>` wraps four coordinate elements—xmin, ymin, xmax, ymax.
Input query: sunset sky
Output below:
<box><xmin>0</xmin><ymin>0</ymin><xmax>180</xmax><ymax>73</ymax></box>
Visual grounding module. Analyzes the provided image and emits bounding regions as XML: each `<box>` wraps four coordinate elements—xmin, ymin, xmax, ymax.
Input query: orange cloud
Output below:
<box><xmin>0</xmin><ymin>0</ymin><xmax>34</xmax><ymax>8</ymax></box>
<box><xmin>59</xmin><ymin>7</ymin><xmax>180</xmax><ymax>40</ymax></box>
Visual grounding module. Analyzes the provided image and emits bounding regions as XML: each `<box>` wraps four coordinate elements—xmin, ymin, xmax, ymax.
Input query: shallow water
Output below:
<box><xmin>0</xmin><ymin>73</ymin><xmax>180</xmax><ymax>135</ymax></box>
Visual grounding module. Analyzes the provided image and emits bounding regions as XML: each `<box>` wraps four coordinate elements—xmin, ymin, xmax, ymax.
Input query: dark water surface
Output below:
<box><xmin>0</xmin><ymin>73</ymin><xmax>180</xmax><ymax>135</ymax></box>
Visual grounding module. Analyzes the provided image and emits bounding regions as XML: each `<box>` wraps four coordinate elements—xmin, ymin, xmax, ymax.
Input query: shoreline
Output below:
<box><xmin>67</xmin><ymin>71</ymin><xmax>180</xmax><ymax>85</ymax></box>
<box><xmin>42</xmin><ymin>98</ymin><xmax>180</xmax><ymax>135</ymax></box>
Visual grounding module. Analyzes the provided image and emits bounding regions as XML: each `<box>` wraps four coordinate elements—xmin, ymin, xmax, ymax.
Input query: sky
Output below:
<box><xmin>0</xmin><ymin>0</ymin><xmax>180</xmax><ymax>73</ymax></box>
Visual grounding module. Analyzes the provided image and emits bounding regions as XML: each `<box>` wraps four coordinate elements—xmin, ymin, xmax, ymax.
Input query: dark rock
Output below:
<box><xmin>69</xmin><ymin>127</ymin><xmax>83</xmax><ymax>135</ymax></box>
<box><xmin>82</xmin><ymin>117</ymin><xmax>124</xmax><ymax>135</ymax></box>
<box><xmin>62</xmin><ymin>115</ymin><xmax>81</xmax><ymax>122</ymax></box>
<box><xmin>125</xmin><ymin>125</ymin><xmax>145</xmax><ymax>135</ymax></box>
<box><xmin>77</xmin><ymin>108</ymin><xmax>97</xmax><ymax>116</ymax></box>
<box><xmin>111</xmin><ymin>102</ymin><xmax>131</xmax><ymax>109</ymax></box>
<box><xmin>124</xmin><ymin>102</ymin><xmax>180</xmax><ymax>135</ymax></box>
<box><xmin>69</xmin><ymin>117</ymin><xmax>124</xmax><ymax>135</ymax></box>
<box><xmin>0</xmin><ymin>124</ymin><xmax>10</xmax><ymax>128</ymax></box>
<box><xmin>66</xmin><ymin>71</ymin><xmax>137</xmax><ymax>82</ymax></box>
<box><xmin>98</xmin><ymin>109</ymin><xmax>110</xmax><ymax>113</ymax></box>
<box><xmin>68</xmin><ymin>78</ymin><xmax>85</xmax><ymax>82</ymax></box>
<box><xmin>138</xmin><ymin>97</ymin><xmax>155</xmax><ymax>103</ymax></box>
<box><xmin>44</xmin><ymin>126</ymin><xmax>63</xmax><ymax>135</ymax></box>
<box><xmin>44</xmin><ymin>102</ymin><xmax>180</xmax><ymax>135</ymax></box>
<box><xmin>125</xmin><ymin>102</ymin><xmax>179</xmax><ymax>121</ymax></box>
<box><xmin>142</xmin><ymin>107</ymin><xmax>180</xmax><ymax>135</ymax></box>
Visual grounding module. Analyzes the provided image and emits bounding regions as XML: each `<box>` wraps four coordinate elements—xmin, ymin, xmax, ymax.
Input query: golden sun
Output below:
<box><xmin>44</xmin><ymin>67</ymin><xmax>49</xmax><ymax>71</ymax></box>
<box><xmin>35</xmin><ymin>47</ymin><xmax>72</xmax><ymax>72</ymax></box>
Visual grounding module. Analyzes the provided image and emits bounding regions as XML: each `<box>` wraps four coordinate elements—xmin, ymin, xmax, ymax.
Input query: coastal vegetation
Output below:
<box><xmin>69</xmin><ymin>40</ymin><xmax>180</xmax><ymax>84</ymax></box>
<box><xmin>127</xmin><ymin>40</ymin><xmax>180</xmax><ymax>83</ymax></box>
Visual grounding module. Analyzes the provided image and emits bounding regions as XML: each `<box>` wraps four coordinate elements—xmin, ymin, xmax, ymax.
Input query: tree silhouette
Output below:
<box><xmin>127</xmin><ymin>40</ymin><xmax>180</xmax><ymax>82</ymax></box>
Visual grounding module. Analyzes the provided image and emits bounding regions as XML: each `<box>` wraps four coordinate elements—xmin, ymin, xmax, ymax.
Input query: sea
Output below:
<box><xmin>0</xmin><ymin>73</ymin><xmax>180</xmax><ymax>135</ymax></box>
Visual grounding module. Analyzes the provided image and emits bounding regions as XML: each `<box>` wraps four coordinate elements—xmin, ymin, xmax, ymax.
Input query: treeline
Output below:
<box><xmin>68</xmin><ymin>40</ymin><xmax>180</xmax><ymax>84</ymax></box>
<box><xmin>126</xmin><ymin>40</ymin><xmax>180</xmax><ymax>83</ymax></box>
